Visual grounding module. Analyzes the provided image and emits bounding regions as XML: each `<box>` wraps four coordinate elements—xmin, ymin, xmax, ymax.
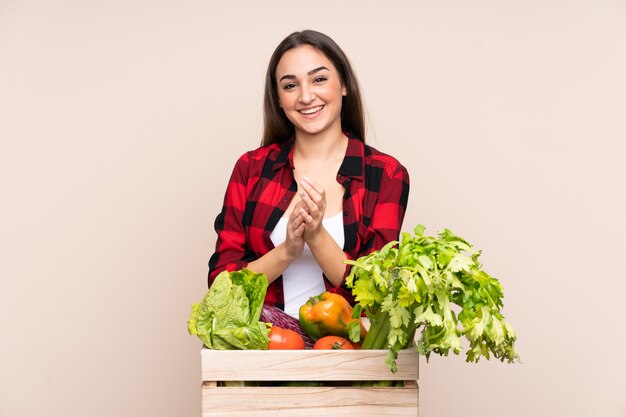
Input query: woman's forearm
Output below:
<box><xmin>246</xmin><ymin>244</ymin><xmax>296</xmax><ymax>284</ymax></box>
<box><xmin>306</xmin><ymin>228</ymin><xmax>348</xmax><ymax>287</ymax></box>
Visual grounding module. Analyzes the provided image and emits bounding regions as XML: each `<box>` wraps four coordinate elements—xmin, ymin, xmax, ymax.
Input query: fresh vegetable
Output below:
<box><xmin>299</xmin><ymin>292</ymin><xmax>367</xmax><ymax>341</ymax></box>
<box><xmin>345</xmin><ymin>225</ymin><xmax>519</xmax><ymax>372</ymax></box>
<box><xmin>187</xmin><ymin>269</ymin><xmax>270</xmax><ymax>350</ymax></box>
<box><xmin>268</xmin><ymin>326</ymin><xmax>306</xmax><ymax>350</ymax></box>
<box><xmin>260</xmin><ymin>304</ymin><xmax>315</xmax><ymax>349</ymax></box>
<box><xmin>313</xmin><ymin>336</ymin><xmax>354</xmax><ymax>350</ymax></box>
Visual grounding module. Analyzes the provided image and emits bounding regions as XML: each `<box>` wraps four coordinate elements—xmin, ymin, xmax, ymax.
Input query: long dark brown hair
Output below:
<box><xmin>261</xmin><ymin>30</ymin><xmax>365</xmax><ymax>147</ymax></box>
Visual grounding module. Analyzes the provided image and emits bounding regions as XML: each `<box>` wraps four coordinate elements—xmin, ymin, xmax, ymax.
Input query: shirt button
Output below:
<box><xmin>345</xmin><ymin>178</ymin><xmax>351</xmax><ymax>183</ymax></box>
<box><xmin>337</xmin><ymin>174</ymin><xmax>342</xmax><ymax>179</ymax></box>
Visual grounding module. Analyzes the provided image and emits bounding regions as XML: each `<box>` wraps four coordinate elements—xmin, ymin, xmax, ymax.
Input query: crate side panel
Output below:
<box><xmin>200</xmin><ymin>348</ymin><xmax>418</xmax><ymax>381</ymax></box>
<box><xmin>202</xmin><ymin>386</ymin><xmax>418</xmax><ymax>417</ymax></box>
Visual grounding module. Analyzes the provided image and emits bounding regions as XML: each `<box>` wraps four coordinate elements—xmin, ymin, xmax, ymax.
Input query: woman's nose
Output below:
<box><xmin>299</xmin><ymin>84</ymin><xmax>315</xmax><ymax>103</ymax></box>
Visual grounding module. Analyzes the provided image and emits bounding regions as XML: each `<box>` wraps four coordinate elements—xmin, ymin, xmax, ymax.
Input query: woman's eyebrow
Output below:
<box><xmin>279</xmin><ymin>66</ymin><xmax>329</xmax><ymax>82</ymax></box>
<box><xmin>308</xmin><ymin>66</ymin><xmax>329</xmax><ymax>75</ymax></box>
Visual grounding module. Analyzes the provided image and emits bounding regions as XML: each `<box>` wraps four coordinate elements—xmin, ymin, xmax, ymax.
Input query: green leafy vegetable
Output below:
<box><xmin>187</xmin><ymin>269</ymin><xmax>270</xmax><ymax>350</ymax></box>
<box><xmin>346</xmin><ymin>225</ymin><xmax>519</xmax><ymax>372</ymax></box>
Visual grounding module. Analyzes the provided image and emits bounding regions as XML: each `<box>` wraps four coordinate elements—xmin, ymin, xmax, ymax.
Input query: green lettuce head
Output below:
<box><xmin>187</xmin><ymin>269</ymin><xmax>270</xmax><ymax>350</ymax></box>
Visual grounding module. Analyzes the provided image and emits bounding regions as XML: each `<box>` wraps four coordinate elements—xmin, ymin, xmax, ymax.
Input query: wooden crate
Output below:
<box><xmin>201</xmin><ymin>348</ymin><xmax>419</xmax><ymax>417</ymax></box>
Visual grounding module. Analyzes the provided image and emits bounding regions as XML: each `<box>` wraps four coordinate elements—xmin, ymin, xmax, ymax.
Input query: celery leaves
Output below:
<box><xmin>345</xmin><ymin>225</ymin><xmax>519</xmax><ymax>372</ymax></box>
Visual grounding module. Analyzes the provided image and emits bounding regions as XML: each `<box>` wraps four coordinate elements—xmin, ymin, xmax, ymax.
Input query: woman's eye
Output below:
<box><xmin>282</xmin><ymin>83</ymin><xmax>296</xmax><ymax>90</ymax></box>
<box><xmin>313</xmin><ymin>76</ymin><xmax>327</xmax><ymax>83</ymax></box>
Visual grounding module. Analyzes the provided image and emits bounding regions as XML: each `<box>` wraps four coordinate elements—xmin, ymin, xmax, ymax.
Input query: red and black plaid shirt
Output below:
<box><xmin>208</xmin><ymin>133</ymin><xmax>410</xmax><ymax>309</ymax></box>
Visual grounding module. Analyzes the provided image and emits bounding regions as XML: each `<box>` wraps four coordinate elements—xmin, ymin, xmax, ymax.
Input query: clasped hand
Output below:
<box><xmin>284</xmin><ymin>176</ymin><xmax>327</xmax><ymax>259</ymax></box>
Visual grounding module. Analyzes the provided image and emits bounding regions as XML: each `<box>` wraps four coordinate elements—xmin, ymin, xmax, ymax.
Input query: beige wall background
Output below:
<box><xmin>1</xmin><ymin>0</ymin><xmax>625</xmax><ymax>416</ymax></box>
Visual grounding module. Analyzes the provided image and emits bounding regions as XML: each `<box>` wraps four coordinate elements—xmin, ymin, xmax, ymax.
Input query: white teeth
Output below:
<box><xmin>300</xmin><ymin>106</ymin><xmax>323</xmax><ymax>115</ymax></box>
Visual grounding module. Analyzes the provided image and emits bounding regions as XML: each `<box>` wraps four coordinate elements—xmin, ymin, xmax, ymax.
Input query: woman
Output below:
<box><xmin>208</xmin><ymin>30</ymin><xmax>410</xmax><ymax>318</ymax></box>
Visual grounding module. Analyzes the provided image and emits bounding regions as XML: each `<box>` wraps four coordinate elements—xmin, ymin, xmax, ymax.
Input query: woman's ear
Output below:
<box><xmin>342</xmin><ymin>86</ymin><xmax>347</xmax><ymax>96</ymax></box>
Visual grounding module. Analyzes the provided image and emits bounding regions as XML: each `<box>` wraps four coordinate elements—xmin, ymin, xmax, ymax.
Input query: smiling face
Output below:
<box><xmin>275</xmin><ymin>45</ymin><xmax>347</xmax><ymax>139</ymax></box>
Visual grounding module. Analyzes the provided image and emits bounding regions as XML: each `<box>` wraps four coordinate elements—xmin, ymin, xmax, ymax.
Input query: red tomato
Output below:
<box><xmin>313</xmin><ymin>336</ymin><xmax>354</xmax><ymax>350</ymax></box>
<box><xmin>268</xmin><ymin>326</ymin><xmax>305</xmax><ymax>350</ymax></box>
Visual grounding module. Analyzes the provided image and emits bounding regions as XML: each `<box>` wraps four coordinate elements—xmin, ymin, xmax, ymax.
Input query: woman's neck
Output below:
<box><xmin>293</xmin><ymin>130</ymin><xmax>348</xmax><ymax>163</ymax></box>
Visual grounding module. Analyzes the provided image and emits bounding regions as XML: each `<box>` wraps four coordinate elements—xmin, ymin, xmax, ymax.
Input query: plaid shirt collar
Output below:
<box><xmin>271</xmin><ymin>132</ymin><xmax>365</xmax><ymax>181</ymax></box>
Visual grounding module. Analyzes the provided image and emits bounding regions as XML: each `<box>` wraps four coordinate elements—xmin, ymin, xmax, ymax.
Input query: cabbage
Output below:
<box><xmin>187</xmin><ymin>269</ymin><xmax>270</xmax><ymax>350</ymax></box>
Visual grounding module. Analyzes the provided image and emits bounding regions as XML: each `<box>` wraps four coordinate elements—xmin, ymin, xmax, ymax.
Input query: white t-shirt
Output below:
<box><xmin>269</xmin><ymin>212</ymin><xmax>345</xmax><ymax>318</ymax></box>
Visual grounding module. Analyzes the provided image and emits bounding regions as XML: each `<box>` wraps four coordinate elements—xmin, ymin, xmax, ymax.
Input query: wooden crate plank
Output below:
<box><xmin>202</xmin><ymin>386</ymin><xmax>418</xmax><ymax>417</ymax></box>
<box><xmin>201</xmin><ymin>348</ymin><xmax>418</xmax><ymax>381</ymax></box>
<box><xmin>404</xmin><ymin>380</ymin><xmax>418</xmax><ymax>389</ymax></box>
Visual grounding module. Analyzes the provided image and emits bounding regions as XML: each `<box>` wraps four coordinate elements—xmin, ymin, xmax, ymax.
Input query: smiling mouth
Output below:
<box><xmin>298</xmin><ymin>105</ymin><xmax>324</xmax><ymax>115</ymax></box>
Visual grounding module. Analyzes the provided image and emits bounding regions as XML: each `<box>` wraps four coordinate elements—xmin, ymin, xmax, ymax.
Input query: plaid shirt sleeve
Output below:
<box><xmin>334</xmin><ymin>142</ymin><xmax>410</xmax><ymax>299</ymax></box>
<box><xmin>207</xmin><ymin>151</ymin><xmax>254</xmax><ymax>284</ymax></box>
<box><xmin>363</xmin><ymin>158</ymin><xmax>410</xmax><ymax>253</ymax></box>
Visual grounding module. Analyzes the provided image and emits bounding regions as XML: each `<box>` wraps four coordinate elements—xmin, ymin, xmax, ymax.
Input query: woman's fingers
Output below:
<box><xmin>299</xmin><ymin>207</ymin><xmax>313</xmax><ymax>224</ymax></box>
<box><xmin>284</xmin><ymin>209</ymin><xmax>305</xmax><ymax>259</ymax></box>
<box><xmin>299</xmin><ymin>191</ymin><xmax>320</xmax><ymax>215</ymax></box>
<box><xmin>292</xmin><ymin>200</ymin><xmax>308</xmax><ymax>218</ymax></box>
<box><xmin>302</xmin><ymin>176</ymin><xmax>324</xmax><ymax>193</ymax></box>
<box><xmin>299</xmin><ymin>177</ymin><xmax>325</xmax><ymax>217</ymax></box>
<box><xmin>293</xmin><ymin>221</ymin><xmax>305</xmax><ymax>237</ymax></box>
<box><xmin>297</xmin><ymin>177</ymin><xmax>327</xmax><ymax>244</ymax></box>
<box><xmin>300</xmin><ymin>177</ymin><xmax>325</xmax><ymax>205</ymax></box>
<box><xmin>288</xmin><ymin>202</ymin><xmax>308</xmax><ymax>235</ymax></box>
<box><xmin>289</xmin><ymin>214</ymin><xmax>303</xmax><ymax>233</ymax></box>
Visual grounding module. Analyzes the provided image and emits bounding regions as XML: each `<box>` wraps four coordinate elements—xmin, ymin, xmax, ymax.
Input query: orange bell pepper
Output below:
<box><xmin>299</xmin><ymin>292</ymin><xmax>367</xmax><ymax>341</ymax></box>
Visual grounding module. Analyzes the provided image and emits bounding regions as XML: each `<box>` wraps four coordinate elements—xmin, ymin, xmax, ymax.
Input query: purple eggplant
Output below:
<box><xmin>260</xmin><ymin>304</ymin><xmax>315</xmax><ymax>349</ymax></box>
